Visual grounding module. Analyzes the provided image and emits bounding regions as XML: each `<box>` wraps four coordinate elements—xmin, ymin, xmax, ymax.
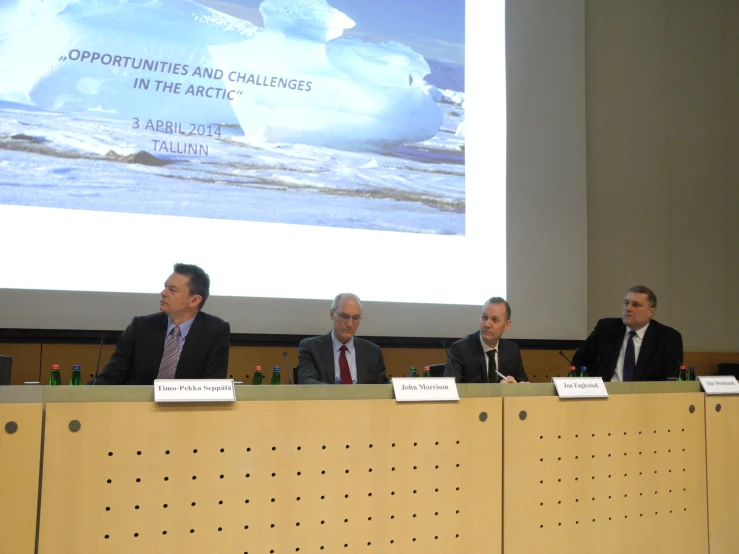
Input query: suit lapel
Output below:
<box><xmin>471</xmin><ymin>333</ymin><xmax>489</xmax><ymax>383</ymax></box>
<box><xmin>497</xmin><ymin>340</ymin><xmax>509</xmax><ymax>378</ymax></box>
<box><xmin>634</xmin><ymin>322</ymin><xmax>658</xmax><ymax>380</ymax></box>
<box><xmin>176</xmin><ymin>312</ymin><xmax>202</xmax><ymax>378</ymax></box>
<box><xmin>355</xmin><ymin>339</ymin><xmax>371</xmax><ymax>384</ymax></box>
<box><xmin>320</xmin><ymin>333</ymin><xmax>335</xmax><ymax>383</ymax></box>
<box><xmin>605</xmin><ymin>322</ymin><xmax>626</xmax><ymax>378</ymax></box>
<box><xmin>148</xmin><ymin>314</ymin><xmax>169</xmax><ymax>382</ymax></box>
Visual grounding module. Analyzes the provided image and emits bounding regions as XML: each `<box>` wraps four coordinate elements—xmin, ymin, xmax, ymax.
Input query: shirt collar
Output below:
<box><xmin>331</xmin><ymin>331</ymin><xmax>355</xmax><ymax>353</ymax></box>
<box><xmin>626</xmin><ymin>321</ymin><xmax>650</xmax><ymax>340</ymax></box>
<box><xmin>479</xmin><ymin>331</ymin><xmax>499</xmax><ymax>353</ymax></box>
<box><xmin>167</xmin><ymin>314</ymin><xmax>196</xmax><ymax>339</ymax></box>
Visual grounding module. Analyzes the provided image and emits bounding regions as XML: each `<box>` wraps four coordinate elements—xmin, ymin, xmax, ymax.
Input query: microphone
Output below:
<box><xmin>92</xmin><ymin>333</ymin><xmax>105</xmax><ymax>385</ymax></box>
<box><xmin>558</xmin><ymin>351</ymin><xmax>573</xmax><ymax>365</ymax></box>
<box><xmin>283</xmin><ymin>351</ymin><xmax>292</xmax><ymax>384</ymax></box>
<box><xmin>666</xmin><ymin>346</ymin><xmax>683</xmax><ymax>367</ymax></box>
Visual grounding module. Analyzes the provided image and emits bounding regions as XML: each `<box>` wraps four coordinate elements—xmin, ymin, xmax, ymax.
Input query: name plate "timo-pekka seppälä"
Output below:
<box><xmin>154</xmin><ymin>379</ymin><xmax>236</xmax><ymax>402</ymax></box>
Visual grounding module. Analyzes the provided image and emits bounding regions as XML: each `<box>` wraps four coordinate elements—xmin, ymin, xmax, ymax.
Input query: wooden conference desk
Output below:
<box><xmin>0</xmin><ymin>383</ymin><xmax>737</xmax><ymax>554</ymax></box>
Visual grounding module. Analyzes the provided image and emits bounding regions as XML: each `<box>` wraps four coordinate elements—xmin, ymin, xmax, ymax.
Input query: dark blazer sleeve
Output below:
<box><xmin>499</xmin><ymin>339</ymin><xmax>528</xmax><ymax>382</ymax></box>
<box><xmin>356</xmin><ymin>339</ymin><xmax>388</xmax><ymax>384</ymax></box>
<box><xmin>443</xmin><ymin>340</ymin><xmax>466</xmax><ymax>383</ymax></box>
<box><xmin>571</xmin><ymin>321</ymin><xmax>604</xmax><ymax>376</ymax></box>
<box><xmin>297</xmin><ymin>336</ymin><xmax>331</xmax><ymax>384</ymax></box>
<box><xmin>92</xmin><ymin>317</ymin><xmax>139</xmax><ymax>385</ymax></box>
<box><xmin>198</xmin><ymin>316</ymin><xmax>230</xmax><ymax>379</ymax></box>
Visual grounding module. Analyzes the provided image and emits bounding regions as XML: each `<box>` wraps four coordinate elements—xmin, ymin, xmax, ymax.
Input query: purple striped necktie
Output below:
<box><xmin>157</xmin><ymin>326</ymin><xmax>181</xmax><ymax>379</ymax></box>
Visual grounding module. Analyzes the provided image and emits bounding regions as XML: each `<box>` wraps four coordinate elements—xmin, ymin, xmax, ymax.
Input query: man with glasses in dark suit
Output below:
<box><xmin>297</xmin><ymin>293</ymin><xmax>388</xmax><ymax>384</ymax></box>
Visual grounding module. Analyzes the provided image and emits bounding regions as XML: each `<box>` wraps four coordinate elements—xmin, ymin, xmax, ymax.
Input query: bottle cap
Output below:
<box><xmin>680</xmin><ymin>365</ymin><xmax>686</xmax><ymax>369</ymax></box>
<box><xmin>569</xmin><ymin>366</ymin><xmax>576</xmax><ymax>370</ymax></box>
<box><xmin>580</xmin><ymin>366</ymin><xmax>587</xmax><ymax>370</ymax></box>
<box><xmin>72</xmin><ymin>365</ymin><xmax>81</xmax><ymax>370</ymax></box>
<box><xmin>273</xmin><ymin>366</ymin><xmax>281</xmax><ymax>371</ymax></box>
<box><xmin>423</xmin><ymin>366</ymin><xmax>430</xmax><ymax>370</ymax></box>
<box><xmin>51</xmin><ymin>364</ymin><xmax>61</xmax><ymax>369</ymax></box>
<box><xmin>255</xmin><ymin>366</ymin><xmax>262</xmax><ymax>371</ymax></box>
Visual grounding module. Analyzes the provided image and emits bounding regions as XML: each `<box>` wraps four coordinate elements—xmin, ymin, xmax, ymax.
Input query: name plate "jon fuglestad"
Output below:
<box><xmin>154</xmin><ymin>379</ymin><xmax>236</xmax><ymax>403</ymax></box>
<box><xmin>392</xmin><ymin>377</ymin><xmax>460</xmax><ymax>402</ymax></box>
<box><xmin>552</xmin><ymin>377</ymin><xmax>609</xmax><ymax>399</ymax></box>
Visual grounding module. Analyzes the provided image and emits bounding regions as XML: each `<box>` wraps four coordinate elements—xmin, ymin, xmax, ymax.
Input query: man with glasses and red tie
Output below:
<box><xmin>571</xmin><ymin>285</ymin><xmax>683</xmax><ymax>381</ymax></box>
<box><xmin>297</xmin><ymin>293</ymin><xmax>388</xmax><ymax>384</ymax></box>
<box><xmin>92</xmin><ymin>263</ymin><xmax>230</xmax><ymax>385</ymax></box>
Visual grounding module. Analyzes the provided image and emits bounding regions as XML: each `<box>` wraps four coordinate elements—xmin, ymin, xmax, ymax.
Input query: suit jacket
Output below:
<box><xmin>94</xmin><ymin>312</ymin><xmax>231</xmax><ymax>385</ymax></box>
<box><xmin>443</xmin><ymin>332</ymin><xmax>528</xmax><ymax>383</ymax></box>
<box><xmin>297</xmin><ymin>333</ymin><xmax>388</xmax><ymax>384</ymax></box>
<box><xmin>571</xmin><ymin>318</ymin><xmax>683</xmax><ymax>381</ymax></box>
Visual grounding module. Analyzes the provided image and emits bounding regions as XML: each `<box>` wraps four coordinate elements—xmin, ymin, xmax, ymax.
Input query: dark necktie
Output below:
<box><xmin>486</xmin><ymin>349</ymin><xmax>498</xmax><ymax>383</ymax></box>
<box><xmin>157</xmin><ymin>326</ymin><xmax>181</xmax><ymax>379</ymax></box>
<box><xmin>339</xmin><ymin>344</ymin><xmax>353</xmax><ymax>385</ymax></box>
<box><xmin>622</xmin><ymin>330</ymin><xmax>636</xmax><ymax>382</ymax></box>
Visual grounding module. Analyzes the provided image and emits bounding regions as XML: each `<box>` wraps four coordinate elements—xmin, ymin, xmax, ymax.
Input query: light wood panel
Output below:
<box><xmin>503</xmin><ymin>393</ymin><xmax>708</xmax><ymax>554</ymax></box>
<box><xmin>705</xmin><ymin>395</ymin><xmax>739</xmax><ymax>554</ymax></box>
<box><xmin>38</xmin><ymin>397</ymin><xmax>502</xmax><ymax>554</ymax></box>
<box><xmin>0</xmin><ymin>403</ymin><xmax>43</xmax><ymax>553</ymax></box>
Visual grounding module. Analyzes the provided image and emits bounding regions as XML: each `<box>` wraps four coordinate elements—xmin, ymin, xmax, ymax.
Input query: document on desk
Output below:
<box><xmin>154</xmin><ymin>379</ymin><xmax>236</xmax><ymax>402</ymax></box>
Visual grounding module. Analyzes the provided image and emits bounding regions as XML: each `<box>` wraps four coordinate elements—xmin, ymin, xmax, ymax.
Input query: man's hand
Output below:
<box><xmin>501</xmin><ymin>375</ymin><xmax>517</xmax><ymax>384</ymax></box>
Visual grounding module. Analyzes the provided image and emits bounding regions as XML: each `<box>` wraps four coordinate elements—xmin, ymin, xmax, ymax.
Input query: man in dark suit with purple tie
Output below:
<box><xmin>571</xmin><ymin>285</ymin><xmax>683</xmax><ymax>381</ymax></box>
<box><xmin>93</xmin><ymin>263</ymin><xmax>230</xmax><ymax>385</ymax></box>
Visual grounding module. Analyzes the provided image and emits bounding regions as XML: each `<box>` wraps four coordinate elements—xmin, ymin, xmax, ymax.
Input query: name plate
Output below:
<box><xmin>698</xmin><ymin>375</ymin><xmax>739</xmax><ymax>395</ymax></box>
<box><xmin>392</xmin><ymin>377</ymin><xmax>459</xmax><ymax>402</ymax></box>
<box><xmin>154</xmin><ymin>379</ymin><xmax>236</xmax><ymax>403</ymax></box>
<box><xmin>552</xmin><ymin>377</ymin><xmax>608</xmax><ymax>399</ymax></box>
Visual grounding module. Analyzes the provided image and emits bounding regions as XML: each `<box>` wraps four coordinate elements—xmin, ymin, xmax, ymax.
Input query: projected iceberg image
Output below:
<box><xmin>0</xmin><ymin>0</ymin><xmax>466</xmax><ymax>234</ymax></box>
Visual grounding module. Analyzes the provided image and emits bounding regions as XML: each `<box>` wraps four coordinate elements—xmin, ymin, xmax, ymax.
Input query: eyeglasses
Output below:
<box><xmin>335</xmin><ymin>312</ymin><xmax>363</xmax><ymax>323</ymax></box>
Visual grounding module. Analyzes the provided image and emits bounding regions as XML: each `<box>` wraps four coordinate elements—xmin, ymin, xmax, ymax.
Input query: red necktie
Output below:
<box><xmin>339</xmin><ymin>344</ymin><xmax>353</xmax><ymax>385</ymax></box>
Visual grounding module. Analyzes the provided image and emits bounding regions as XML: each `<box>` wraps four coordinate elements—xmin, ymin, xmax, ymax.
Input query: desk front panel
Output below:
<box><xmin>0</xmin><ymin>402</ymin><xmax>43</xmax><ymax>554</ymax></box>
<box><xmin>503</xmin><ymin>392</ymin><xmax>709</xmax><ymax>554</ymax></box>
<box><xmin>38</xmin><ymin>397</ymin><xmax>502</xmax><ymax>554</ymax></box>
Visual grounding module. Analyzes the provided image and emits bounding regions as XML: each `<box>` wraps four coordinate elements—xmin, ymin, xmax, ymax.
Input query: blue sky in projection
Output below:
<box><xmin>199</xmin><ymin>0</ymin><xmax>465</xmax><ymax>63</ymax></box>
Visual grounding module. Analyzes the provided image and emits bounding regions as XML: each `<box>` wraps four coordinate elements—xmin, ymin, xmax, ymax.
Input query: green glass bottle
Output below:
<box><xmin>567</xmin><ymin>365</ymin><xmax>578</xmax><ymax>378</ymax></box>
<box><xmin>252</xmin><ymin>366</ymin><xmax>263</xmax><ymax>385</ymax></box>
<box><xmin>579</xmin><ymin>366</ymin><xmax>588</xmax><ymax>378</ymax></box>
<box><xmin>270</xmin><ymin>366</ymin><xmax>282</xmax><ymax>385</ymax></box>
<box><xmin>688</xmin><ymin>366</ymin><xmax>696</xmax><ymax>381</ymax></box>
<box><xmin>679</xmin><ymin>365</ymin><xmax>688</xmax><ymax>381</ymax></box>
<box><xmin>70</xmin><ymin>364</ymin><xmax>82</xmax><ymax>386</ymax></box>
<box><xmin>409</xmin><ymin>366</ymin><xmax>418</xmax><ymax>377</ymax></box>
<box><xmin>48</xmin><ymin>364</ymin><xmax>62</xmax><ymax>386</ymax></box>
<box><xmin>422</xmin><ymin>365</ymin><xmax>431</xmax><ymax>378</ymax></box>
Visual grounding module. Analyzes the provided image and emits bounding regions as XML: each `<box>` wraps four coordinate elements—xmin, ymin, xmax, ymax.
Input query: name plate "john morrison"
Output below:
<box><xmin>154</xmin><ymin>379</ymin><xmax>236</xmax><ymax>403</ymax></box>
<box><xmin>392</xmin><ymin>377</ymin><xmax>459</xmax><ymax>402</ymax></box>
<box><xmin>552</xmin><ymin>377</ymin><xmax>609</xmax><ymax>399</ymax></box>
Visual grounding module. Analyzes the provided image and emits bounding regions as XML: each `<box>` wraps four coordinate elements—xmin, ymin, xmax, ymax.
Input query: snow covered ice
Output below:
<box><xmin>0</xmin><ymin>0</ymin><xmax>466</xmax><ymax>235</ymax></box>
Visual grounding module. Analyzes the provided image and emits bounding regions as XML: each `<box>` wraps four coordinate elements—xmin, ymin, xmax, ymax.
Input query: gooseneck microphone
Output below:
<box><xmin>558</xmin><ymin>350</ymin><xmax>573</xmax><ymax>365</ymax></box>
<box><xmin>283</xmin><ymin>351</ymin><xmax>292</xmax><ymax>384</ymax></box>
<box><xmin>666</xmin><ymin>346</ymin><xmax>683</xmax><ymax>367</ymax></box>
<box><xmin>92</xmin><ymin>333</ymin><xmax>105</xmax><ymax>385</ymax></box>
